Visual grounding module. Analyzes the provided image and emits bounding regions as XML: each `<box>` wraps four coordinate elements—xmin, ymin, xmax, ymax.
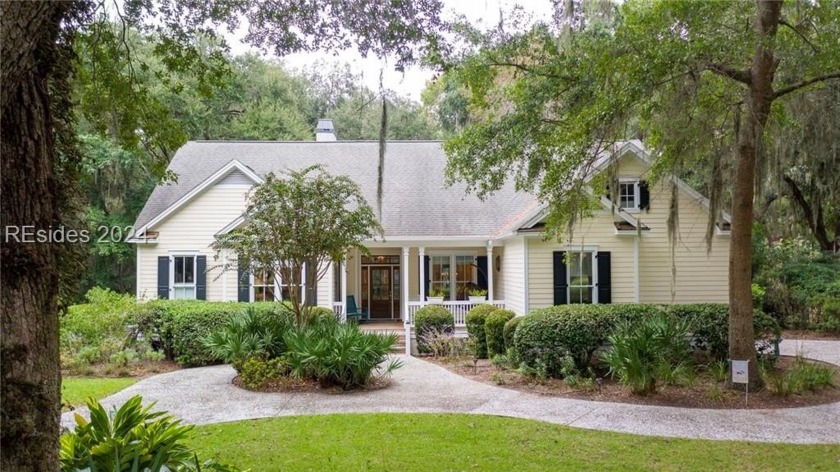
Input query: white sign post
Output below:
<box><xmin>731</xmin><ymin>359</ymin><xmax>750</xmax><ymax>406</ymax></box>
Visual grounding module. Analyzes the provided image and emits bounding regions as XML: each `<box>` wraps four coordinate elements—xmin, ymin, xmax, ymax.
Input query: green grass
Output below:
<box><xmin>62</xmin><ymin>377</ymin><xmax>137</xmax><ymax>407</ymax></box>
<box><xmin>189</xmin><ymin>413</ymin><xmax>840</xmax><ymax>471</ymax></box>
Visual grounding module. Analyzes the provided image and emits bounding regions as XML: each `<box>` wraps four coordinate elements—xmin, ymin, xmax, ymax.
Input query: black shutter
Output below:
<box><xmin>196</xmin><ymin>256</ymin><xmax>207</xmax><ymax>300</ymax></box>
<box><xmin>157</xmin><ymin>256</ymin><xmax>169</xmax><ymax>299</ymax></box>
<box><xmin>423</xmin><ymin>256</ymin><xmax>430</xmax><ymax>297</ymax></box>
<box><xmin>476</xmin><ymin>256</ymin><xmax>488</xmax><ymax>291</ymax></box>
<box><xmin>597</xmin><ymin>251</ymin><xmax>612</xmax><ymax>304</ymax></box>
<box><xmin>552</xmin><ymin>251</ymin><xmax>568</xmax><ymax>305</ymax></box>
<box><xmin>237</xmin><ymin>263</ymin><xmax>250</xmax><ymax>302</ymax></box>
<box><xmin>639</xmin><ymin>181</ymin><xmax>650</xmax><ymax>211</ymax></box>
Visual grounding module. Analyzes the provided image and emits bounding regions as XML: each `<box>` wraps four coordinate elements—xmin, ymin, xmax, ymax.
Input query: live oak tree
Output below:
<box><xmin>1</xmin><ymin>1</ymin><xmax>442</xmax><ymax>469</ymax></box>
<box><xmin>212</xmin><ymin>166</ymin><xmax>382</xmax><ymax>327</ymax></box>
<box><xmin>440</xmin><ymin>0</ymin><xmax>840</xmax><ymax>389</ymax></box>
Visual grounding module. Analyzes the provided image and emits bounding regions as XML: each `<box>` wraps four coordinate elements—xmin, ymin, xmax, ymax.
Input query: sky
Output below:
<box><xmin>226</xmin><ymin>0</ymin><xmax>556</xmax><ymax>101</ymax></box>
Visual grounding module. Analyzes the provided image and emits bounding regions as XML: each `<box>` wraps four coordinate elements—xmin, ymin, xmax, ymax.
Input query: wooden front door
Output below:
<box><xmin>367</xmin><ymin>266</ymin><xmax>401</xmax><ymax>319</ymax></box>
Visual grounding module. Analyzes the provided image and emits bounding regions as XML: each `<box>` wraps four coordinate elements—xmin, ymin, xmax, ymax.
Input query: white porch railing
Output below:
<box><xmin>332</xmin><ymin>302</ymin><xmax>345</xmax><ymax>321</ymax></box>
<box><xmin>405</xmin><ymin>300</ymin><xmax>506</xmax><ymax>326</ymax></box>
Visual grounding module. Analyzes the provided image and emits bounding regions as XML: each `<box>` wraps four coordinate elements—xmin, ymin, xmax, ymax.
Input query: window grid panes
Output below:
<box><xmin>253</xmin><ymin>270</ymin><xmax>276</xmax><ymax>302</ymax></box>
<box><xmin>619</xmin><ymin>182</ymin><xmax>636</xmax><ymax>210</ymax></box>
<box><xmin>173</xmin><ymin>256</ymin><xmax>196</xmax><ymax>300</ymax></box>
<box><xmin>455</xmin><ymin>256</ymin><xmax>476</xmax><ymax>300</ymax></box>
<box><xmin>568</xmin><ymin>252</ymin><xmax>594</xmax><ymax>304</ymax></box>
<box><xmin>430</xmin><ymin>255</ymin><xmax>450</xmax><ymax>298</ymax></box>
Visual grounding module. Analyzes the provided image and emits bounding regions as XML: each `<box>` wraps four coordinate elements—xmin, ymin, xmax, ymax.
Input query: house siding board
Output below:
<box><xmin>137</xmin><ymin>182</ymin><xmax>251</xmax><ymax>301</ymax></box>
<box><xmin>528</xmin><ymin>215</ymin><xmax>636</xmax><ymax>310</ymax></box>
<box><xmin>500</xmin><ymin>238</ymin><xmax>525</xmax><ymax>315</ymax></box>
<box><xmin>637</xmin><ymin>178</ymin><xmax>729</xmax><ymax>303</ymax></box>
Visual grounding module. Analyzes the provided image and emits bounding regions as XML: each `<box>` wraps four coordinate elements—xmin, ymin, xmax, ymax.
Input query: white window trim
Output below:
<box><xmin>618</xmin><ymin>178</ymin><xmax>642</xmax><ymax>214</ymax></box>
<box><xmin>170</xmin><ymin>254</ymin><xmax>197</xmax><ymax>300</ymax></box>
<box><xmin>566</xmin><ymin>250</ymin><xmax>599</xmax><ymax>304</ymax></box>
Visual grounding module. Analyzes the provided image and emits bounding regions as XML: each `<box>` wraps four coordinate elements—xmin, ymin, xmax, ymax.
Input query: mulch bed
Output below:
<box><xmin>62</xmin><ymin>360</ymin><xmax>181</xmax><ymax>379</ymax></box>
<box><xmin>426</xmin><ymin>355</ymin><xmax>840</xmax><ymax>410</ymax></box>
<box><xmin>232</xmin><ymin>375</ymin><xmax>394</xmax><ymax>394</ymax></box>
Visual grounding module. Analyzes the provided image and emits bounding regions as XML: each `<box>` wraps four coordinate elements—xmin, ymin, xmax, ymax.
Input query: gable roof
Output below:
<box><xmin>133</xmin><ymin>140</ymin><xmax>536</xmax><ymax>239</ymax></box>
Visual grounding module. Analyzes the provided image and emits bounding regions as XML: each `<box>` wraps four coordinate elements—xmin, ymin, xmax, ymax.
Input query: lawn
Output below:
<box><xmin>62</xmin><ymin>377</ymin><xmax>137</xmax><ymax>408</ymax></box>
<box><xmin>189</xmin><ymin>413</ymin><xmax>840</xmax><ymax>471</ymax></box>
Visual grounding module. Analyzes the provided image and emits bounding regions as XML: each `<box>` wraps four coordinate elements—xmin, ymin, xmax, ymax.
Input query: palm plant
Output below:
<box><xmin>203</xmin><ymin>307</ymin><xmax>292</xmax><ymax>369</ymax></box>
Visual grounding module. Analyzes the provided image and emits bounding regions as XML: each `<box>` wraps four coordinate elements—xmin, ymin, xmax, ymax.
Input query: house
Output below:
<box><xmin>130</xmin><ymin>121</ymin><xmax>731</xmax><ymax>354</ymax></box>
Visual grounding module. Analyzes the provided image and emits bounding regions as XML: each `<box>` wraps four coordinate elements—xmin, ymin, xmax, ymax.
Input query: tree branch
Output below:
<box><xmin>783</xmin><ymin>175</ymin><xmax>832</xmax><ymax>250</ymax></box>
<box><xmin>705</xmin><ymin>62</ymin><xmax>751</xmax><ymax>84</ymax></box>
<box><xmin>779</xmin><ymin>18</ymin><xmax>817</xmax><ymax>53</ymax></box>
<box><xmin>774</xmin><ymin>71</ymin><xmax>840</xmax><ymax>99</ymax></box>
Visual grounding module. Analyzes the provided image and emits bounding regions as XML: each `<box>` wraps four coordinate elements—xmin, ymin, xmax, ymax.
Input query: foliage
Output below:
<box><xmin>238</xmin><ymin>357</ymin><xmax>291</xmax><ymax>390</ymax></box>
<box><xmin>418</xmin><ymin>328</ymin><xmax>468</xmax><ymax>358</ymax></box>
<box><xmin>666</xmin><ymin>304</ymin><xmax>781</xmax><ymax>361</ymax></box>
<box><xmin>468</xmin><ymin>288</ymin><xmax>487</xmax><ymax>297</ymax></box>
<box><xmin>751</xmin><ymin>283</ymin><xmax>766</xmax><ymax>312</ymax></box>
<box><xmin>513</xmin><ymin>305</ymin><xmax>641</xmax><ymax>375</ymax></box>
<box><xmin>817</xmin><ymin>298</ymin><xmax>840</xmax><ymax>333</ymax></box>
<box><xmin>61</xmin><ymin>288</ymin><xmax>163</xmax><ymax>371</ymax></box>
<box><xmin>414</xmin><ymin>305</ymin><xmax>454</xmax><ymax>353</ymax></box>
<box><xmin>283</xmin><ymin>322</ymin><xmax>401</xmax><ymax>389</ymax></box>
<box><xmin>502</xmin><ymin>316</ymin><xmax>523</xmax><ymax>353</ymax></box>
<box><xmin>212</xmin><ymin>166</ymin><xmax>381</xmax><ymax>327</ymax></box>
<box><xmin>133</xmin><ymin>300</ymin><xmax>292</xmax><ymax>367</ymax></box>
<box><xmin>485</xmin><ymin>309</ymin><xmax>515</xmax><ymax>358</ymax></box>
<box><xmin>765</xmin><ymin>355</ymin><xmax>836</xmax><ymax>397</ymax></box>
<box><xmin>203</xmin><ymin>307</ymin><xmax>294</xmax><ymax>370</ymax></box>
<box><xmin>60</xmin><ymin>395</ymin><xmax>240</xmax><ymax>471</ymax></box>
<box><xmin>464</xmin><ymin>304</ymin><xmax>496</xmax><ymax>358</ymax></box>
<box><xmin>600</xmin><ymin>314</ymin><xmax>693</xmax><ymax>395</ymax></box>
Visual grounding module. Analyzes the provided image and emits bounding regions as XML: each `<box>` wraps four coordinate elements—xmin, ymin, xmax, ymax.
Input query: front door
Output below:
<box><xmin>367</xmin><ymin>266</ymin><xmax>401</xmax><ymax>319</ymax></box>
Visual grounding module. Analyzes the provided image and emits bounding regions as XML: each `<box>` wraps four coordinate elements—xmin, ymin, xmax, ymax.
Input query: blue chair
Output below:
<box><xmin>345</xmin><ymin>295</ymin><xmax>369</xmax><ymax>323</ymax></box>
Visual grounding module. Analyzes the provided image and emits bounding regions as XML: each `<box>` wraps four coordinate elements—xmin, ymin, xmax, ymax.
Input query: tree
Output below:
<box><xmin>212</xmin><ymin>166</ymin><xmax>382</xmax><ymax>327</ymax></box>
<box><xmin>440</xmin><ymin>0</ymin><xmax>840</xmax><ymax>390</ymax></box>
<box><xmin>1</xmin><ymin>1</ymin><xmax>443</xmax><ymax>468</ymax></box>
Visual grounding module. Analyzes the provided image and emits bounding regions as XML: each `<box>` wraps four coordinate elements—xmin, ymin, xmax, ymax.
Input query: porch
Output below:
<box><xmin>324</xmin><ymin>242</ymin><xmax>507</xmax><ymax>354</ymax></box>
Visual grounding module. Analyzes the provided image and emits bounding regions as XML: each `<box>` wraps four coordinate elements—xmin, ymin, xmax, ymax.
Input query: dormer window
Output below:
<box><xmin>610</xmin><ymin>179</ymin><xmax>650</xmax><ymax>212</ymax></box>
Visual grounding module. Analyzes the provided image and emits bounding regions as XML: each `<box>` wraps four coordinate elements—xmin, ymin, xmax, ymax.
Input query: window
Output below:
<box><xmin>253</xmin><ymin>270</ymin><xmax>277</xmax><ymax>302</ymax></box>
<box><xmin>455</xmin><ymin>255</ymin><xmax>476</xmax><ymax>300</ymax></box>
<box><xmin>430</xmin><ymin>255</ymin><xmax>451</xmax><ymax>298</ymax></box>
<box><xmin>619</xmin><ymin>182</ymin><xmax>639</xmax><ymax>210</ymax></box>
<box><xmin>568</xmin><ymin>252</ymin><xmax>595</xmax><ymax>304</ymax></box>
<box><xmin>172</xmin><ymin>255</ymin><xmax>196</xmax><ymax>299</ymax></box>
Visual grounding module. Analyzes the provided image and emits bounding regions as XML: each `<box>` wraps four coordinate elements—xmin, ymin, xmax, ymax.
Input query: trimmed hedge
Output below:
<box><xmin>132</xmin><ymin>301</ymin><xmax>293</xmax><ymax>367</ymax></box>
<box><xmin>465</xmin><ymin>305</ymin><xmax>497</xmax><ymax>358</ymax></box>
<box><xmin>503</xmin><ymin>316</ymin><xmax>523</xmax><ymax>351</ymax></box>
<box><xmin>414</xmin><ymin>305</ymin><xmax>454</xmax><ymax>353</ymax></box>
<box><xmin>513</xmin><ymin>303</ymin><xmax>782</xmax><ymax>377</ymax></box>
<box><xmin>666</xmin><ymin>304</ymin><xmax>781</xmax><ymax>360</ymax></box>
<box><xmin>485</xmin><ymin>309</ymin><xmax>515</xmax><ymax>358</ymax></box>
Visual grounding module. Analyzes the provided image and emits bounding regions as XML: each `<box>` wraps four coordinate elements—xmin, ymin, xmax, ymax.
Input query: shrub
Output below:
<box><xmin>284</xmin><ymin>323</ymin><xmax>402</xmax><ymax>389</ymax></box>
<box><xmin>238</xmin><ymin>357</ymin><xmax>291</xmax><ymax>389</ymax></box>
<box><xmin>667</xmin><ymin>304</ymin><xmax>781</xmax><ymax>361</ymax></box>
<box><xmin>132</xmin><ymin>300</ymin><xmax>292</xmax><ymax>367</ymax></box>
<box><xmin>419</xmin><ymin>328</ymin><xmax>468</xmax><ymax>358</ymax></box>
<box><xmin>61</xmin><ymin>288</ymin><xmax>139</xmax><ymax>369</ymax></box>
<box><xmin>751</xmin><ymin>283</ymin><xmax>767</xmax><ymax>312</ymax></box>
<box><xmin>465</xmin><ymin>304</ymin><xmax>497</xmax><ymax>358</ymax></box>
<box><xmin>600</xmin><ymin>314</ymin><xmax>693</xmax><ymax>395</ymax></box>
<box><xmin>204</xmin><ymin>307</ymin><xmax>294</xmax><ymax>370</ymax></box>
<box><xmin>485</xmin><ymin>309</ymin><xmax>515</xmax><ymax>358</ymax></box>
<box><xmin>502</xmin><ymin>316</ymin><xmax>522</xmax><ymax>351</ymax></box>
<box><xmin>765</xmin><ymin>354</ymin><xmax>836</xmax><ymax>397</ymax></box>
<box><xmin>514</xmin><ymin>305</ymin><xmax>625</xmax><ymax>375</ymax></box>
<box><xmin>60</xmin><ymin>395</ymin><xmax>240</xmax><ymax>472</ymax></box>
<box><xmin>815</xmin><ymin>298</ymin><xmax>840</xmax><ymax>333</ymax></box>
<box><xmin>414</xmin><ymin>305</ymin><xmax>454</xmax><ymax>353</ymax></box>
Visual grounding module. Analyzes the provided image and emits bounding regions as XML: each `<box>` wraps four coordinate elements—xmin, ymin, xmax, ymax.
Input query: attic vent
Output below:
<box><xmin>316</xmin><ymin>118</ymin><xmax>337</xmax><ymax>142</ymax></box>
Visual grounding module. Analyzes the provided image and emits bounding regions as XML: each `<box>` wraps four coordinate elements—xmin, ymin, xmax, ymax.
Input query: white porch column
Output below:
<box><xmin>486</xmin><ymin>241</ymin><xmax>494</xmax><ymax>302</ymax></box>
<box><xmin>402</xmin><ymin>247</ymin><xmax>412</xmax><ymax>356</ymax></box>
<box><xmin>418</xmin><ymin>246</ymin><xmax>426</xmax><ymax>302</ymax></box>
<box><xmin>340</xmin><ymin>257</ymin><xmax>348</xmax><ymax>322</ymax></box>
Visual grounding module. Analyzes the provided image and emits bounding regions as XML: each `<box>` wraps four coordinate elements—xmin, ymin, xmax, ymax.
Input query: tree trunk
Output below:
<box><xmin>728</xmin><ymin>0</ymin><xmax>782</xmax><ymax>391</ymax></box>
<box><xmin>1</xmin><ymin>2</ymin><xmax>70</xmax><ymax>469</ymax></box>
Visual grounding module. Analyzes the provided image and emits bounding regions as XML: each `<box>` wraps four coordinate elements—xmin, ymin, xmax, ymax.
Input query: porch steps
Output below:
<box><xmin>359</xmin><ymin>323</ymin><xmax>406</xmax><ymax>354</ymax></box>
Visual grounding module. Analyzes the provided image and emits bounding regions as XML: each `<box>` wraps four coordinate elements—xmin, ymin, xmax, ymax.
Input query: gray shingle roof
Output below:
<box><xmin>134</xmin><ymin>140</ymin><xmax>537</xmax><ymax>239</ymax></box>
